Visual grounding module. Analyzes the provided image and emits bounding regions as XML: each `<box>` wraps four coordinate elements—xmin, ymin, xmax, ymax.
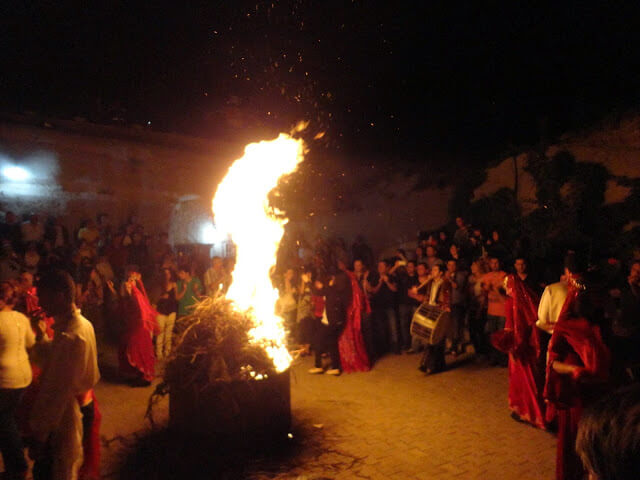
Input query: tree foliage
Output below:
<box><xmin>453</xmin><ymin>149</ymin><xmax>640</xmax><ymax>264</ymax></box>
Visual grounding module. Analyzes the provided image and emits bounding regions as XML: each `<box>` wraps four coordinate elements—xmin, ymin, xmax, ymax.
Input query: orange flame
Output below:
<box><xmin>212</xmin><ymin>133</ymin><xmax>305</xmax><ymax>372</ymax></box>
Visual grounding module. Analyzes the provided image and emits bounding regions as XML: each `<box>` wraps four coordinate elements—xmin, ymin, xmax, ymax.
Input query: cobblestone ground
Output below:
<box><xmin>96</xmin><ymin>350</ymin><xmax>557</xmax><ymax>479</ymax></box>
<box><xmin>288</xmin><ymin>354</ymin><xmax>556</xmax><ymax>480</ymax></box>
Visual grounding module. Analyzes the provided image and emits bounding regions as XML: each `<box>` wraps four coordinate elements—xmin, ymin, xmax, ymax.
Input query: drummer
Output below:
<box><xmin>415</xmin><ymin>262</ymin><xmax>452</xmax><ymax>374</ymax></box>
<box><xmin>406</xmin><ymin>262</ymin><xmax>431</xmax><ymax>353</ymax></box>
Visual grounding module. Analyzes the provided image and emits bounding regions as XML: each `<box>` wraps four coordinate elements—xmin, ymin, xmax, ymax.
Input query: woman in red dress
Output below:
<box><xmin>119</xmin><ymin>267</ymin><xmax>159</xmax><ymax>386</ymax></box>
<box><xmin>491</xmin><ymin>274</ymin><xmax>546</xmax><ymax>429</ymax></box>
<box><xmin>544</xmin><ymin>274</ymin><xmax>611</xmax><ymax>480</ymax></box>
<box><xmin>338</xmin><ymin>269</ymin><xmax>371</xmax><ymax>373</ymax></box>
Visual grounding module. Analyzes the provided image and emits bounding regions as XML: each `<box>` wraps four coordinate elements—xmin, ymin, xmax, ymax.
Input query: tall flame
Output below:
<box><xmin>212</xmin><ymin>133</ymin><xmax>305</xmax><ymax>372</ymax></box>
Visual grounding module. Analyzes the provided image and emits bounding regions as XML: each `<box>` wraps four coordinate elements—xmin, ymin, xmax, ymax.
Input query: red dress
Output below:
<box><xmin>77</xmin><ymin>391</ymin><xmax>102</xmax><ymax>480</ymax></box>
<box><xmin>543</xmin><ymin>286</ymin><xmax>611</xmax><ymax>480</ymax></box>
<box><xmin>338</xmin><ymin>271</ymin><xmax>371</xmax><ymax>373</ymax></box>
<box><xmin>492</xmin><ymin>275</ymin><xmax>546</xmax><ymax>429</ymax></box>
<box><xmin>119</xmin><ymin>280</ymin><xmax>159</xmax><ymax>382</ymax></box>
<box><xmin>17</xmin><ymin>287</ymin><xmax>54</xmax><ymax>433</ymax></box>
<box><xmin>24</xmin><ymin>286</ymin><xmax>55</xmax><ymax>342</ymax></box>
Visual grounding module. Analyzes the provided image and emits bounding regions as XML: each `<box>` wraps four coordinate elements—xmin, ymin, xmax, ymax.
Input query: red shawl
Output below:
<box><xmin>338</xmin><ymin>271</ymin><xmax>371</xmax><ymax>373</ymax></box>
<box><xmin>133</xmin><ymin>280</ymin><xmax>160</xmax><ymax>335</ymax></box>
<box><xmin>544</xmin><ymin>277</ymin><xmax>611</xmax><ymax>408</ymax></box>
<box><xmin>492</xmin><ymin>275</ymin><xmax>546</xmax><ymax>429</ymax></box>
<box><xmin>543</xmin><ymin>283</ymin><xmax>611</xmax><ymax>480</ymax></box>
<box><xmin>78</xmin><ymin>391</ymin><xmax>102</xmax><ymax>480</ymax></box>
<box><xmin>491</xmin><ymin>275</ymin><xmax>541</xmax><ymax>357</ymax></box>
<box><xmin>119</xmin><ymin>280</ymin><xmax>159</xmax><ymax>382</ymax></box>
<box><xmin>25</xmin><ymin>287</ymin><xmax>55</xmax><ymax>340</ymax></box>
<box><xmin>544</xmin><ymin>316</ymin><xmax>611</xmax><ymax>409</ymax></box>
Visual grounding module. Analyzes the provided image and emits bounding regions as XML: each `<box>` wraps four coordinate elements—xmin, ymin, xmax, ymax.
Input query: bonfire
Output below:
<box><xmin>148</xmin><ymin>131</ymin><xmax>306</xmax><ymax>441</ymax></box>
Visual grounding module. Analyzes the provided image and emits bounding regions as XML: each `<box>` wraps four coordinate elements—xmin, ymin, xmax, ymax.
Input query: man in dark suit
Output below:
<box><xmin>309</xmin><ymin>263</ymin><xmax>352</xmax><ymax>376</ymax></box>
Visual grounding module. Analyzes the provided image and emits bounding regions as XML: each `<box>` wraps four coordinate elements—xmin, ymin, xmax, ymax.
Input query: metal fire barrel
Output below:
<box><xmin>169</xmin><ymin>369</ymin><xmax>291</xmax><ymax>444</ymax></box>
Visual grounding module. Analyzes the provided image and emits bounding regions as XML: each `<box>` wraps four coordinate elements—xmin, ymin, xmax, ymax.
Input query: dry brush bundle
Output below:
<box><xmin>147</xmin><ymin>296</ymin><xmax>277</xmax><ymax>424</ymax></box>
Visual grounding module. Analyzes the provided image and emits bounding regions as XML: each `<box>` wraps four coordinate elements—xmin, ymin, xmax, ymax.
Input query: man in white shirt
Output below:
<box><xmin>30</xmin><ymin>270</ymin><xmax>100</xmax><ymax>480</ymax></box>
<box><xmin>536</xmin><ymin>276</ymin><xmax>569</xmax><ymax>334</ymax></box>
<box><xmin>536</xmin><ymin>255</ymin><xmax>583</xmax><ymax>335</ymax></box>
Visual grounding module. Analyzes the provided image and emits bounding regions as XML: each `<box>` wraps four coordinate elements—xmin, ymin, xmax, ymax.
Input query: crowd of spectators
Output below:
<box><xmin>272</xmin><ymin>216</ymin><xmax>640</xmax><ymax>480</ymax></box>
<box><xmin>2</xmin><ymin>208</ymin><xmax>640</xmax><ymax>479</ymax></box>
<box><xmin>283</xmin><ymin>217</ymin><xmax>640</xmax><ymax>366</ymax></box>
<box><xmin>0</xmin><ymin>210</ymin><xmax>234</xmax><ymax>348</ymax></box>
<box><xmin>278</xmin><ymin>217</ymin><xmax>638</xmax><ymax>374</ymax></box>
<box><xmin>2</xmin><ymin>209</ymin><xmax>639</xmax><ymax>381</ymax></box>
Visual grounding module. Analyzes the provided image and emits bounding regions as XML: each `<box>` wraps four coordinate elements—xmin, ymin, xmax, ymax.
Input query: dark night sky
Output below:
<box><xmin>2</xmin><ymin>1</ymin><xmax>640</xmax><ymax>163</ymax></box>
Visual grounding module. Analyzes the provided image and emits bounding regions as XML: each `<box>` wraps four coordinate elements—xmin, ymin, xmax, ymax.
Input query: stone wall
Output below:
<box><xmin>0</xmin><ymin>115</ymin><xmax>242</xmax><ymax>242</ymax></box>
<box><xmin>0</xmin><ymin>115</ymin><xmax>453</xmax><ymax>256</ymax></box>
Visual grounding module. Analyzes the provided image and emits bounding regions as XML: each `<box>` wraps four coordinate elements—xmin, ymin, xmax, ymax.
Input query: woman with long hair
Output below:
<box><xmin>544</xmin><ymin>272</ymin><xmax>611</xmax><ymax>480</ymax></box>
<box><xmin>338</xmin><ymin>262</ymin><xmax>371</xmax><ymax>373</ymax></box>
<box><xmin>119</xmin><ymin>266</ymin><xmax>159</xmax><ymax>386</ymax></box>
<box><xmin>491</xmin><ymin>274</ymin><xmax>546</xmax><ymax>429</ymax></box>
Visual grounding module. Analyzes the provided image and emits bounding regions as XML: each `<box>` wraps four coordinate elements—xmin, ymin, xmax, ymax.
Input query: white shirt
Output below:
<box><xmin>429</xmin><ymin>278</ymin><xmax>443</xmax><ymax>306</ymax></box>
<box><xmin>30</xmin><ymin>311</ymin><xmax>100</xmax><ymax>480</ymax></box>
<box><xmin>0</xmin><ymin>310</ymin><xmax>35</xmax><ymax>389</ymax></box>
<box><xmin>536</xmin><ymin>281</ymin><xmax>569</xmax><ymax>334</ymax></box>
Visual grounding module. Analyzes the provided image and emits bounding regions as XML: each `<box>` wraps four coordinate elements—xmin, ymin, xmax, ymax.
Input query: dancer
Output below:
<box><xmin>322</xmin><ymin>264</ymin><xmax>351</xmax><ymax>375</ymax></box>
<box><xmin>309</xmin><ymin>264</ymin><xmax>351</xmax><ymax>376</ymax></box>
<box><xmin>338</xmin><ymin>265</ymin><xmax>371</xmax><ymax>373</ymax></box>
<box><xmin>544</xmin><ymin>271</ymin><xmax>611</xmax><ymax>480</ymax></box>
<box><xmin>491</xmin><ymin>274</ymin><xmax>546</xmax><ymax>429</ymax></box>
<box><xmin>119</xmin><ymin>266</ymin><xmax>159</xmax><ymax>386</ymax></box>
<box><xmin>17</xmin><ymin>272</ymin><xmax>54</xmax><ymax>340</ymax></box>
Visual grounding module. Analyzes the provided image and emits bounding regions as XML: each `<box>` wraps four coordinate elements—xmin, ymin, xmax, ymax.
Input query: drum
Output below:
<box><xmin>410</xmin><ymin>303</ymin><xmax>451</xmax><ymax>345</ymax></box>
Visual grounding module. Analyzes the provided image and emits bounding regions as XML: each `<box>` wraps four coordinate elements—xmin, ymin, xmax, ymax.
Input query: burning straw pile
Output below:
<box><xmin>166</xmin><ymin>297</ymin><xmax>275</xmax><ymax>386</ymax></box>
<box><xmin>147</xmin><ymin>133</ymin><xmax>304</xmax><ymax>440</ymax></box>
<box><xmin>148</xmin><ymin>296</ymin><xmax>291</xmax><ymax>442</ymax></box>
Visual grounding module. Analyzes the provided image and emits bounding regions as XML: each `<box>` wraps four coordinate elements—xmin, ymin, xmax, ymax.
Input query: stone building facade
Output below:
<box><xmin>0</xmin><ymin>113</ymin><xmax>242</xmax><ymax>249</ymax></box>
<box><xmin>0</xmin><ymin>114</ymin><xmax>453</xmax><ymax>256</ymax></box>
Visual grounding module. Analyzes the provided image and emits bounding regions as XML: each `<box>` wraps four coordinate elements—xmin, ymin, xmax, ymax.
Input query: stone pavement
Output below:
<box><xmin>288</xmin><ymin>354</ymin><xmax>556</xmax><ymax>480</ymax></box>
<box><xmin>97</xmin><ymin>351</ymin><xmax>557</xmax><ymax>479</ymax></box>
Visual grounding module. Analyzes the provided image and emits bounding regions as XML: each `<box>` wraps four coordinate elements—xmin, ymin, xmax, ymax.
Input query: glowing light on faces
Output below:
<box><xmin>212</xmin><ymin>133</ymin><xmax>305</xmax><ymax>372</ymax></box>
<box><xmin>2</xmin><ymin>166</ymin><xmax>31</xmax><ymax>181</ymax></box>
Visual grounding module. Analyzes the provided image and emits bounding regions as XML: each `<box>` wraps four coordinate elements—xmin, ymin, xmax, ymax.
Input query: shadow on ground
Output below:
<box><xmin>105</xmin><ymin>420</ymin><xmax>362</xmax><ymax>480</ymax></box>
